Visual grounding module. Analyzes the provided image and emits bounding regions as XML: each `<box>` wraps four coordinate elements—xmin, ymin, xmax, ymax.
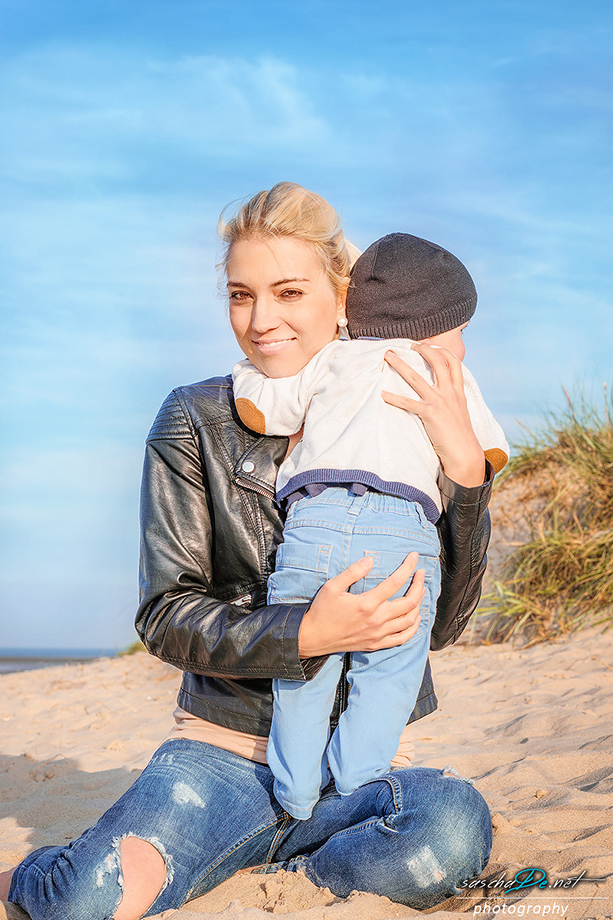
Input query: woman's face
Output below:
<box><xmin>227</xmin><ymin>236</ymin><xmax>346</xmax><ymax>378</ymax></box>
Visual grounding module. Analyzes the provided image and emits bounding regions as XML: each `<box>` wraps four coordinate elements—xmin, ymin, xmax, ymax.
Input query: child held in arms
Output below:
<box><xmin>232</xmin><ymin>232</ymin><xmax>509</xmax><ymax>820</ymax></box>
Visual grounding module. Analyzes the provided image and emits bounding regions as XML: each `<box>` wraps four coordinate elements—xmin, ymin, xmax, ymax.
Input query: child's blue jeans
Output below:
<box><xmin>267</xmin><ymin>487</ymin><xmax>441</xmax><ymax>819</ymax></box>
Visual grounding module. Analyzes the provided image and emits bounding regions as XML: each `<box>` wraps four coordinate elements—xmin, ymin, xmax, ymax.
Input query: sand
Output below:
<box><xmin>1</xmin><ymin>628</ymin><xmax>612</xmax><ymax>920</ymax></box>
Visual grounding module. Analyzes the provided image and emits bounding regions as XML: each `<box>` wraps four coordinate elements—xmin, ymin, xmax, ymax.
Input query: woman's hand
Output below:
<box><xmin>298</xmin><ymin>552</ymin><xmax>425</xmax><ymax>658</ymax></box>
<box><xmin>382</xmin><ymin>343</ymin><xmax>485</xmax><ymax>487</ymax></box>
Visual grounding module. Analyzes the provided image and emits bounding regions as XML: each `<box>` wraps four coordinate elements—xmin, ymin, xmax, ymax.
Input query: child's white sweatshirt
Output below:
<box><xmin>232</xmin><ymin>339</ymin><xmax>508</xmax><ymax>522</ymax></box>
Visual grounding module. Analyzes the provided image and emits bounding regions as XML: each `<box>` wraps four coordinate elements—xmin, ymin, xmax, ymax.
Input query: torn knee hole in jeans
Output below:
<box><xmin>442</xmin><ymin>764</ymin><xmax>474</xmax><ymax>785</ymax></box>
<box><xmin>95</xmin><ymin>834</ymin><xmax>174</xmax><ymax>898</ymax></box>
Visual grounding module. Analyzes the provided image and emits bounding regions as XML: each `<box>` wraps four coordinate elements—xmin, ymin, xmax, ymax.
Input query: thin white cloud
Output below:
<box><xmin>1</xmin><ymin>46</ymin><xmax>332</xmax><ymax>190</ymax></box>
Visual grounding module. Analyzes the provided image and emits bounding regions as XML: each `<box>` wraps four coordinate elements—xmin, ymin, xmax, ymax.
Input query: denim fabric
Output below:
<box><xmin>9</xmin><ymin>739</ymin><xmax>492</xmax><ymax>917</ymax></box>
<box><xmin>267</xmin><ymin>488</ymin><xmax>441</xmax><ymax>819</ymax></box>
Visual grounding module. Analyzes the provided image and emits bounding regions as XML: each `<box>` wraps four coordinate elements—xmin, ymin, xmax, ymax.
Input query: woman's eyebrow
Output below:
<box><xmin>271</xmin><ymin>277</ymin><xmax>309</xmax><ymax>287</ymax></box>
<box><xmin>226</xmin><ymin>278</ymin><xmax>309</xmax><ymax>287</ymax></box>
<box><xmin>226</xmin><ymin>277</ymin><xmax>310</xmax><ymax>289</ymax></box>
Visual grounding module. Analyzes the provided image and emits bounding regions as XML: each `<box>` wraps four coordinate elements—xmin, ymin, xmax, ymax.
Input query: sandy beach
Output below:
<box><xmin>1</xmin><ymin>624</ymin><xmax>611</xmax><ymax>920</ymax></box>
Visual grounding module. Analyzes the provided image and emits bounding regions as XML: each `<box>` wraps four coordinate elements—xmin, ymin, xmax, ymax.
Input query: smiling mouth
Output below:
<box><xmin>253</xmin><ymin>338</ymin><xmax>296</xmax><ymax>354</ymax></box>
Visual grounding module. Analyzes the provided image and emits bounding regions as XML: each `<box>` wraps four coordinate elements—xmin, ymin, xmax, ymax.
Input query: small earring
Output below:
<box><xmin>337</xmin><ymin>317</ymin><xmax>349</xmax><ymax>340</ymax></box>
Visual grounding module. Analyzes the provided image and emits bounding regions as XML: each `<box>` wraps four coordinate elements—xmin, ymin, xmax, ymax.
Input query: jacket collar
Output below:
<box><xmin>232</xmin><ymin>435</ymin><xmax>288</xmax><ymax>499</ymax></box>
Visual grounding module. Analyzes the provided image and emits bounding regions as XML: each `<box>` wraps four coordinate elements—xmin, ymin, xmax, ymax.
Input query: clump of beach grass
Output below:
<box><xmin>117</xmin><ymin>639</ymin><xmax>146</xmax><ymax>656</ymax></box>
<box><xmin>478</xmin><ymin>386</ymin><xmax>613</xmax><ymax>645</ymax></box>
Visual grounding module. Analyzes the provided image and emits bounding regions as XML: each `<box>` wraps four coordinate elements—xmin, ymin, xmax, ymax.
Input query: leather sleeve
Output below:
<box><xmin>135</xmin><ymin>390</ymin><xmax>318</xmax><ymax>681</ymax></box>
<box><xmin>430</xmin><ymin>462</ymin><xmax>494</xmax><ymax>650</ymax></box>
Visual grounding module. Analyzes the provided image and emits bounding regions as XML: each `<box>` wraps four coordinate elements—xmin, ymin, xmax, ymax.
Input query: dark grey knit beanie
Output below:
<box><xmin>346</xmin><ymin>233</ymin><xmax>477</xmax><ymax>340</ymax></box>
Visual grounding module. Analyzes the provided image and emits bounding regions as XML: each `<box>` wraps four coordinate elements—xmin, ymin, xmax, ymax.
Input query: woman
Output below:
<box><xmin>1</xmin><ymin>182</ymin><xmax>494</xmax><ymax>919</ymax></box>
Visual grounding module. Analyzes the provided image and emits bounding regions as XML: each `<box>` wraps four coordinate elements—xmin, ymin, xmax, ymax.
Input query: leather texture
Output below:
<box><xmin>136</xmin><ymin>376</ymin><xmax>494</xmax><ymax>736</ymax></box>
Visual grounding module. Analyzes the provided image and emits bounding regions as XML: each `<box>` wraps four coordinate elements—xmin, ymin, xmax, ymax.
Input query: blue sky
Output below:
<box><xmin>1</xmin><ymin>0</ymin><xmax>611</xmax><ymax>649</ymax></box>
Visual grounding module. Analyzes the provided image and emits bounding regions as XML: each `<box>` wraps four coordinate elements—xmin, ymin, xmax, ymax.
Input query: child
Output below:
<box><xmin>232</xmin><ymin>232</ymin><xmax>508</xmax><ymax>820</ymax></box>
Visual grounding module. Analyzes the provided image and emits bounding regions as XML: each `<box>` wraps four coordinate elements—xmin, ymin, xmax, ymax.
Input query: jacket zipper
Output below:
<box><xmin>232</xmin><ymin>594</ymin><xmax>253</xmax><ymax>607</ymax></box>
<box><xmin>234</xmin><ymin>475</ymin><xmax>275</xmax><ymax>500</ymax></box>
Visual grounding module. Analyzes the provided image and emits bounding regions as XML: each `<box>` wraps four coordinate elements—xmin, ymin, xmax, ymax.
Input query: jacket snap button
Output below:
<box><xmin>241</xmin><ymin>460</ymin><xmax>255</xmax><ymax>473</ymax></box>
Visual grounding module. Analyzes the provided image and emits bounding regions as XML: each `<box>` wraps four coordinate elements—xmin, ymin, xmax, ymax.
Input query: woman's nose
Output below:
<box><xmin>250</xmin><ymin>296</ymin><xmax>281</xmax><ymax>333</ymax></box>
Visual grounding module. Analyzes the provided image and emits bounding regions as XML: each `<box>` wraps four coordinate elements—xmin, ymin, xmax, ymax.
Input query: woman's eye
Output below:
<box><xmin>280</xmin><ymin>289</ymin><xmax>303</xmax><ymax>299</ymax></box>
<box><xmin>229</xmin><ymin>290</ymin><xmax>251</xmax><ymax>303</ymax></box>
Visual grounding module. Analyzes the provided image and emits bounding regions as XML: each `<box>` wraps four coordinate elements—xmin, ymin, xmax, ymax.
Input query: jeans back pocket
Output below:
<box><xmin>267</xmin><ymin>541</ymin><xmax>332</xmax><ymax>604</ymax></box>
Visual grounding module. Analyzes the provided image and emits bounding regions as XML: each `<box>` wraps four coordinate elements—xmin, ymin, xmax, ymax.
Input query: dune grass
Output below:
<box><xmin>479</xmin><ymin>386</ymin><xmax>613</xmax><ymax>645</ymax></box>
<box><xmin>117</xmin><ymin>639</ymin><xmax>146</xmax><ymax>656</ymax></box>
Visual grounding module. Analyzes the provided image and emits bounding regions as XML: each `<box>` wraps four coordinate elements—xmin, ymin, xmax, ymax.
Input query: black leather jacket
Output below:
<box><xmin>136</xmin><ymin>376</ymin><xmax>493</xmax><ymax>736</ymax></box>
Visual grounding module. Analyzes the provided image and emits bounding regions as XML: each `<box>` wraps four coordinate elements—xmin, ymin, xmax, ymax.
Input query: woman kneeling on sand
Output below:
<box><xmin>1</xmin><ymin>182</ymin><xmax>494</xmax><ymax>919</ymax></box>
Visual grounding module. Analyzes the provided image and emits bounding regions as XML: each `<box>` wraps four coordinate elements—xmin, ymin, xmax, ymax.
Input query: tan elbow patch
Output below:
<box><xmin>235</xmin><ymin>398</ymin><xmax>267</xmax><ymax>434</ymax></box>
<box><xmin>485</xmin><ymin>448</ymin><xmax>509</xmax><ymax>474</ymax></box>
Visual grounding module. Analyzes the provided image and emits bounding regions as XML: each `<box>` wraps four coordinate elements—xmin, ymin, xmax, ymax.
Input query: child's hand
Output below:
<box><xmin>298</xmin><ymin>552</ymin><xmax>425</xmax><ymax>658</ymax></box>
<box><xmin>382</xmin><ymin>344</ymin><xmax>485</xmax><ymax>487</ymax></box>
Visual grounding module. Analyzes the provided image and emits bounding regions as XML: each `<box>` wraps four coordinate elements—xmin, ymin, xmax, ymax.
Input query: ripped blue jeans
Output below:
<box><xmin>9</xmin><ymin>739</ymin><xmax>492</xmax><ymax>918</ymax></box>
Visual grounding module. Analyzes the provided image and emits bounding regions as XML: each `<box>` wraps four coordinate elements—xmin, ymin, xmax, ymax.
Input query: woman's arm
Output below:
<box><xmin>383</xmin><ymin>343</ymin><xmax>485</xmax><ymax>486</ymax></box>
<box><xmin>431</xmin><ymin>463</ymin><xmax>493</xmax><ymax>648</ymax></box>
<box><xmin>137</xmin><ymin>388</ymin><xmax>426</xmax><ymax>670</ymax></box>
<box><xmin>136</xmin><ymin>389</ymin><xmax>319</xmax><ymax>680</ymax></box>
<box><xmin>298</xmin><ymin>553</ymin><xmax>426</xmax><ymax>658</ymax></box>
<box><xmin>382</xmin><ymin>342</ymin><xmax>494</xmax><ymax>648</ymax></box>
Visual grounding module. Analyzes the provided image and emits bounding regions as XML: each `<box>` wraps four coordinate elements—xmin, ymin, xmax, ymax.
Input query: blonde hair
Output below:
<box><xmin>218</xmin><ymin>181</ymin><xmax>360</xmax><ymax>298</ymax></box>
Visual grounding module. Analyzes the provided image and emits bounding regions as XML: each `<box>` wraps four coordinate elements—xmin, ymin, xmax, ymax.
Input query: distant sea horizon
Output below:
<box><xmin>0</xmin><ymin>648</ymin><xmax>118</xmax><ymax>674</ymax></box>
